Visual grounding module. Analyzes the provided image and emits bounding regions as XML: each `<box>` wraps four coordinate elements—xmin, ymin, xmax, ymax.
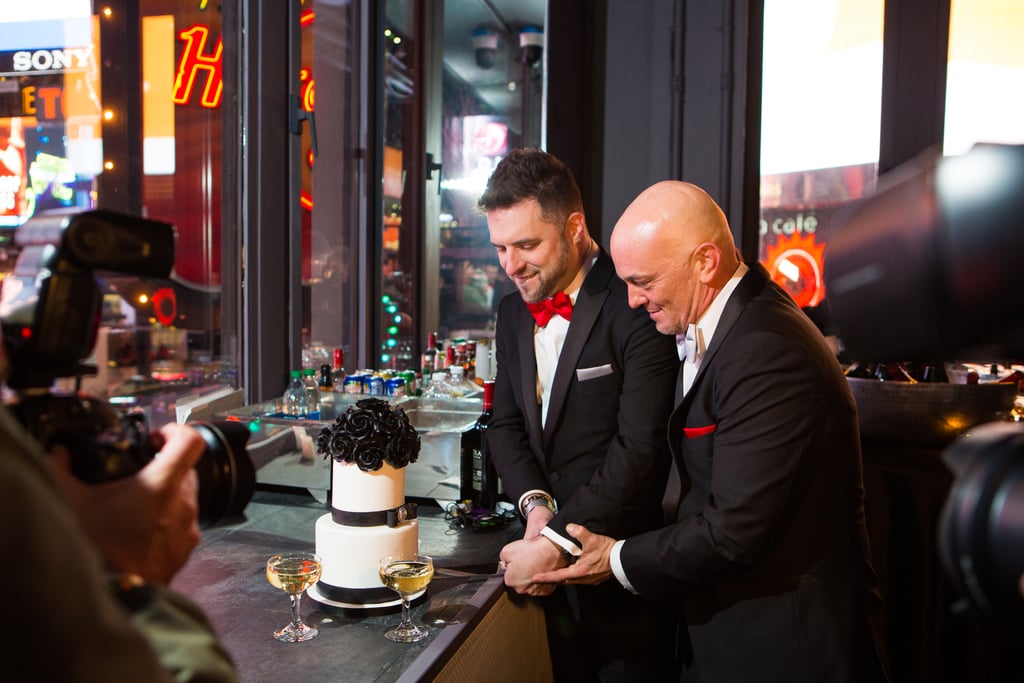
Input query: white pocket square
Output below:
<box><xmin>576</xmin><ymin>364</ymin><xmax>614</xmax><ymax>381</ymax></box>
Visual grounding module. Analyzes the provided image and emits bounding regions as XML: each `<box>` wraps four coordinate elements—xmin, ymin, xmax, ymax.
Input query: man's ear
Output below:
<box><xmin>694</xmin><ymin>242</ymin><xmax>722</xmax><ymax>283</ymax></box>
<box><xmin>566</xmin><ymin>212</ymin><xmax>588</xmax><ymax>244</ymax></box>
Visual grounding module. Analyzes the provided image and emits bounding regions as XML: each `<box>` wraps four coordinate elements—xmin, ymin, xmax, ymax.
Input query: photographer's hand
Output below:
<box><xmin>48</xmin><ymin>424</ymin><xmax>205</xmax><ymax>584</ymax></box>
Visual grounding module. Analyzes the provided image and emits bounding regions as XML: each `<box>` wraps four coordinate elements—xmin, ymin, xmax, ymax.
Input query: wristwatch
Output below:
<box><xmin>521</xmin><ymin>492</ymin><xmax>557</xmax><ymax>518</ymax></box>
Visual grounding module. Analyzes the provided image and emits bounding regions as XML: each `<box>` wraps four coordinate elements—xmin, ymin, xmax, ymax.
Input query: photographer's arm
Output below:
<box><xmin>47</xmin><ymin>423</ymin><xmax>205</xmax><ymax>584</ymax></box>
<box><xmin>1</xmin><ymin>407</ymin><xmax>240</xmax><ymax>682</ymax></box>
<box><xmin>46</xmin><ymin>422</ymin><xmax>241</xmax><ymax>681</ymax></box>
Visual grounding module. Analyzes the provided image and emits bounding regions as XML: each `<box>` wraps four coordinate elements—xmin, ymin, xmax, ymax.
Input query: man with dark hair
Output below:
<box><xmin>481</xmin><ymin>149</ymin><xmax>679</xmax><ymax>681</ymax></box>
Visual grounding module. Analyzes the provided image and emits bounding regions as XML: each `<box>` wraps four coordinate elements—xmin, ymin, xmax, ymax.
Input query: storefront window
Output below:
<box><xmin>435</xmin><ymin>3</ymin><xmax>545</xmax><ymax>345</ymax></box>
<box><xmin>759</xmin><ymin>0</ymin><xmax>884</xmax><ymax>311</ymax></box>
<box><xmin>301</xmin><ymin>0</ymin><xmax>361</xmax><ymax>376</ymax></box>
<box><xmin>1</xmin><ymin>0</ymin><xmax>236</xmax><ymax>409</ymax></box>
<box><xmin>944</xmin><ymin>0</ymin><xmax>1024</xmax><ymax>155</ymax></box>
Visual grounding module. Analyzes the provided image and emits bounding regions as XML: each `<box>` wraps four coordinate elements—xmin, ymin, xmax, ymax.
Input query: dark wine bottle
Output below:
<box><xmin>460</xmin><ymin>380</ymin><xmax>496</xmax><ymax>509</ymax></box>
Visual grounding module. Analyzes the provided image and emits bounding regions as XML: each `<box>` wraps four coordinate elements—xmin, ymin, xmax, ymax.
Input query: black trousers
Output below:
<box><xmin>542</xmin><ymin>583</ymin><xmax>679</xmax><ymax>683</ymax></box>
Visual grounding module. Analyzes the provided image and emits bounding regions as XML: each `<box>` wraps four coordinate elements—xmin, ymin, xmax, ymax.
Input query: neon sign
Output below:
<box><xmin>172</xmin><ymin>14</ymin><xmax>316</xmax><ymax>212</ymax></box>
<box><xmin>172</xmin><ymin>24</ymin><xmax>223</xmax><ymax>109</ymax></box>
<box><xmin>174</xmin><ymin>9</ymin><xmax>315</xmax><ymax>111</ymax></box>
<box><xmin>763</xmin><ymin>232</ymin><xmax>827</xmax><ymax>308</ymax></box>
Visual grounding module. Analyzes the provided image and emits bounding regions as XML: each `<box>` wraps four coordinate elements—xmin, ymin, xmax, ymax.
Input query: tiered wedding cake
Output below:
<box><xmin>307</xmin><ymin>398</ymin><xmax>421</xmax><ymax>610</ymax></box>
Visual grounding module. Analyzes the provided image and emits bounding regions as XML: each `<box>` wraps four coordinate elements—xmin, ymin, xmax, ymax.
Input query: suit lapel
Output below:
<box><xmin>665</xmin><ymin>263</ymin><xmax>770</xmax><ymax>515</ymax></box>
<box><xmin>516</xmin><ymin>305</ymin><xmax>544</xmax><ymax>443</ymax></box>
<box><xmin>542</xmin><ymin>250</ymin><xmax>613</xmax><ymax>447</ymax></box>
<box><xmin>686</xmin><ymin>263</ymin><xmax>768</xmax><ymax>396</ymax></box>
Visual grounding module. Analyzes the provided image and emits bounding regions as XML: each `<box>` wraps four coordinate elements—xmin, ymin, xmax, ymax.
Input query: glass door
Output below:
<box><xmin>434</xmin><ymin>0</ymin><xmax>546</xmax><ymax>346</ymax></box>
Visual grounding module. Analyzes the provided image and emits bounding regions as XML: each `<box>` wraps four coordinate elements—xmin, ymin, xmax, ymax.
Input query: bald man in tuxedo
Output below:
<box><xmin>536</xmin><ymin>180</ymin><xmax>890</xmax><ymax>682</ymax></box>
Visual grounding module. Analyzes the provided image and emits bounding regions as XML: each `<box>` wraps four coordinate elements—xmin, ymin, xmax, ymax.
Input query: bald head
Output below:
<box><xmin>611</xmin><ymin>181</ymin><xmax>735</xmax><ymax>261</ymax></box>
<box><xmin>610</xmin><ymin>181</ymin><xmax>741</xmax><ymax>334</ymax></box>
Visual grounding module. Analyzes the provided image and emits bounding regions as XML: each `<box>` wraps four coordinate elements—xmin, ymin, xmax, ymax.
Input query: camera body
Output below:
<box><xmin>0</xmin><ymin>209</ymin><xmax>254</xmax><ymax>527</ymax></box>
<box><xmin>825</xmin><ymin>143</ymin><xmax>1024</xmax><ymax>621</ymax></box>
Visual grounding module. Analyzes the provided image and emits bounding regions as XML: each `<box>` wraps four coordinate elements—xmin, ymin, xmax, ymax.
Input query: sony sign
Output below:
<box><xmin>12</xmin><ymin>47</ymin><xmax>94</xmax><ymax>74</ymax></box>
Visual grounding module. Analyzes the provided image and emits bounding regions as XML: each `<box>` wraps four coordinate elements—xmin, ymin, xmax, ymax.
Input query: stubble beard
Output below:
<box><xmin>517</xmin><ymin>237</ymin><xmax>572</xmax><ymax>304</ymax></box>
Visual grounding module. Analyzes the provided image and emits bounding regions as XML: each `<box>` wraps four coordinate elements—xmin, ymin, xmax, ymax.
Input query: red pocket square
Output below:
<box><xmin>684</xmin><ymin>424</ymin><xmax>717</xmax><ymax>438</ymax></box>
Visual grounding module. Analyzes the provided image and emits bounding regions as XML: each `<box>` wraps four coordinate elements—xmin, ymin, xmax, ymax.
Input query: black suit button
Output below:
<box><xmin>550</xmin><ymin>472</ymin><xmax>561</xmax><ymax>483</ymax></box>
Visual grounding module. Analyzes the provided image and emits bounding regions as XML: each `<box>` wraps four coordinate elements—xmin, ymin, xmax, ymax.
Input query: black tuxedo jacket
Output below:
<box><xmin>488</xmin><ymin>249</ymin><xmax>680</xmax><ymax>544</ymax></box>
<box><xmin>620</xmin><ymin>263</ymin><xmax>889</xmax><ymax>682</ymax></box>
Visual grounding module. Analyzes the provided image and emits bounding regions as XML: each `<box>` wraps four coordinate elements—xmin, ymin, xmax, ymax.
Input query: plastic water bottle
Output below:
<box><xmin>302</xmin><ymin>368</ymin><xmax>321</xmax><ymax>420</ymax></box>
<box><xmin>282</xmin><ymin>370</ymin><xmax>308</xmax><ymax>418</ymax></box>
<box><xmin>422</xmin><ymin>371</ymin><xmax>456</xmax><ymax>400</ymax></box>
<box><xmin>447</xmin><ymin>365</ymin><xmax>478</xmax><ymax>397</ymax></box>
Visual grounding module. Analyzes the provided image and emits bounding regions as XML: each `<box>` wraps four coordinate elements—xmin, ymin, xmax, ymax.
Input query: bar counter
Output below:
<box><xmin>171</xmin><ymin>489</ymin><xmax>552</xmax><ymax>682</ymax></box>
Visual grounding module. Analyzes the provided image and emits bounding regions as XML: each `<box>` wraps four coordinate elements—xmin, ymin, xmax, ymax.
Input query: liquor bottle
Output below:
<box><xmin>421</xmin><ymin>349</ymin><xmax>436</xmax><ymax>379</ymax></box>
<box><xmin>330</xmin><ymin>347</ymin><xmax>346</xmax><ymax>391</ymax></box>
<box><xmin>318</xmin><ymin>364</ymin><xmax>334</xmax><ymax>392</ymax></box>
<box><xmin>474</xmin><ymin>338</ymin><xmax>494</xmax><ymax>384</ymax></box>
<box><xmin>302</xmin><ymin>368</ymin><xmax>321</xmax><ymax>419</ymax></box>
<box><xmin>460</xmin><ymin>380</ymin><xmax>496</xmax><ymax>508</ymax></box>
<box><xmin>282</xmin><ymin>370</ymin><xmax>308</xmax><ymax>418</ymax></box>
<box><xmin>466</xmin><ymin>339</ymin><xmax>477</xmax><ymax>381</ymax></box>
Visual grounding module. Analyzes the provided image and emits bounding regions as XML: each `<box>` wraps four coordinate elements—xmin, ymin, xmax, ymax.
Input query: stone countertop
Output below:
<box><xmin>171</xmin><ymin>489</ymin><xmax>522</xmax><ymax>682</ymax></box>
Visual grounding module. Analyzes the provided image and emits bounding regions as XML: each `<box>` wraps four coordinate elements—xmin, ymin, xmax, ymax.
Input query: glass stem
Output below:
<box><xmin>290</xmin><ymin>592</ymin><xmax>303</xmax><ymax>627</ymax></box>
<box><xmin>400</xmin><ymin>594</ymin><xmax>412</xmax><ymax>625</ymax></box>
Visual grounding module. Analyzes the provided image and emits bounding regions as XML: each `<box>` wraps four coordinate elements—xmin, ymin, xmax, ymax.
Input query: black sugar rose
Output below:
<box><xmin>343</xmin><ymin>409</ymin><xmax>376</xmax><ymax>440</ymax></box>
<box><xmin>329</xmin><ymin>432</ymin><xmax>356</xmax><ymax>460</ymax></box>
<box><xmin>384</xmin><ymin>440</ymin><xmax>410</xmax><ymax>469</ymax></box>
<box><xmin>355</xmin><ymin>445</ymin><xmax>386</xmax><ymax>471</ymax></box>
<box><xmin>380</xmin><ymin>408</ymin><xmax>405</xmax><ymax>436</ymax></box>
<box><xmin>316</xmin><ymin>397</ymin><xmax>420</xmax><ymax>472</ymax></box>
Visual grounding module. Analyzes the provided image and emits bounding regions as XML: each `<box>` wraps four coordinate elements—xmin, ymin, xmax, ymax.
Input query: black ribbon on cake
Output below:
<box><xmin>315</xmin><ymin>582</ymin><xmax>400</xmax><ymax>604</ymax></box>
<box><xmin>331</xmin><ymin>501</ymin><xmax>418</xmax><ymax>527</ymax></box>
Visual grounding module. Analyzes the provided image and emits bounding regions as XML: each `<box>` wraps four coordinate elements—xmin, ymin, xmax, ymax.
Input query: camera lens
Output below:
<box><xmin>938</xmin><ymin>422</ymin><xmax>1024</xmax><ymax>621</ymax></box>
<box><xmin>190</xmin><ymin>420</ymin><xmax>256</xmax><ymax>528</ymax></box>
<box><xmin>11</xmin><ymin>395</ymin><xmax>256</xmax><ymax>528</ymax></box>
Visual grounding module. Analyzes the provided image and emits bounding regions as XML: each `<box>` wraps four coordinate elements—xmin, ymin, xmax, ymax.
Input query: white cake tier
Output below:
<box><xmin>332</xmin><ymin>459</ymin><xmax>405</xmax><ymax>512</ymax></box>
<box><xmin>314</xmin><ymin>512</ymin><xmax>419</xmax><ymax>589</ymax></box>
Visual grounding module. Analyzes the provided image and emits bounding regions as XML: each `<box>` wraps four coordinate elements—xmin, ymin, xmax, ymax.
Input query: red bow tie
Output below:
<box><xmin>526</xmin><ymin>291</ymin><xmax>574</xmax><ymax>327</ymax></box>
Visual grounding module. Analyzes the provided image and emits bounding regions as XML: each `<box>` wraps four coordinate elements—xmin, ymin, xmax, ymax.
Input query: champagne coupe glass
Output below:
<box><xmin>266</xmin><ymin>552</ymin><xmax>322</xmax><ymax>643</ymax></box>
<box><xmin>379</xmin><ymin>554</ymin><xmax>434</xmax><ymax>642</ymax></box>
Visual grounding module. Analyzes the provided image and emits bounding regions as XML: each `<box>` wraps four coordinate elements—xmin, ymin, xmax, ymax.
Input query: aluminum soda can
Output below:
<box><xmin>343</xmin><ymin>374</ymin><xmax>365</xmax><ymax>394</ymax></box>
<box><xmin>367</xmin><ymin>375</ymin><xmax>386</xmax><ymax>395</ymax></box>
<box><xmin>385</xmin><ymin>377</ymin><xmax>406</xmax><ymax>397</ymax></box>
